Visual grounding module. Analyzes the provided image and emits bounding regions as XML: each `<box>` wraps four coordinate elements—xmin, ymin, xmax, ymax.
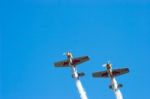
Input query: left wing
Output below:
<box><xmin>54</xmin><ymin>59</ymin><xmax>70</xmax><ymax>67</ymax></box>
<box><xmin>112</xmin><ymin>68</ymin><xmax>129</xmax><ymax>77</ymax></box>
<box><xmin>92</xmin><ymin>71</ymin><xmax>109</xmax><ymax>78</ymax></box>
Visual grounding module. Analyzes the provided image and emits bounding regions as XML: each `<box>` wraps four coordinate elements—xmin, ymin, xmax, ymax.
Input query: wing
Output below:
<box><xmin>54</xmin><ymin>60</ymin><xmax>70</xmax><ymax>67</ymax></box>
<box><xmin>92</xmin><ymin>68</ymin><xmax>129</xmax><ymax>78</ymax></box>
<box><xmin>72</xmin><ymin>56</ymin><xmax>89</xmax><ymax>65</ymax></box>
<box><xmin>54</xmin><ymin>56</ymin><xmax>89</xmax><ymax>67</ymax></box>
<box><xmin>92</xmin><ymin>71</ymin><xmax>109</xmax><ymax>78</ymax></box>
<box><xmin>112</xmin><ymin>68</ymin><xmax>129</xmax><ymax>77</ymax></box>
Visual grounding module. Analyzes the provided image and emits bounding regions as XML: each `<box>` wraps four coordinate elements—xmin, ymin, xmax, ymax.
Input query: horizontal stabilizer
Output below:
<box><xmin>118</xmin><ymin>84</ymin><xmax>123</xmax><ymax>88</ymax></box>
<box><xmin>78</xmin><ymin>72</ymin><xmax>85</xmax><ymax>77</ymax></box>
<box><xmin>71</xmin><ymin>72</ymin><xmax>85</xmax><ymax>78</ymax></box>
<box><xmin>109</xmin><ymin>85</ymin><xmax>112</xmax><ymax>89</ymax></box>
<box><xmin>109</xmin><ymin>84</ymin><xmax>123</xmax><ymax>89</ymax></box>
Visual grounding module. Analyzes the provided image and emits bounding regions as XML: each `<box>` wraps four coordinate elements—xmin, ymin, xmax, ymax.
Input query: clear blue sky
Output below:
<box><xmin>1</xmin><ymin>0</ymin><xmax>150</xmax><ymax>99</ymax></box>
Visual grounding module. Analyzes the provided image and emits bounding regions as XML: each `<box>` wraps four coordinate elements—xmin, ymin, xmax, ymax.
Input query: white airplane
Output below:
<box><xmin>54</xmin><ymin>52</ymin><xmax>89</xmax><ymax>79</ymax></box>
<box><xmin>92</xmin><ymin>62</ymin><xmax>129</xmax><ymax>91</ymax></box>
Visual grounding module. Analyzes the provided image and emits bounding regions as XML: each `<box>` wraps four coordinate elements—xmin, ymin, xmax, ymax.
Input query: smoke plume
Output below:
<box><xmin>75</xmin><ymin>79</ymin><xmax>88</xmax><ymax>99</ymax></box>
<box><xmin>113</xmin><ymin>78</ymin><xmax>123</xmax><ymax>99</ymax></box>
<box><xmin>114</xmin><ymin>89</ymin><xmax>123</xmax><ymax>99</ymax></box>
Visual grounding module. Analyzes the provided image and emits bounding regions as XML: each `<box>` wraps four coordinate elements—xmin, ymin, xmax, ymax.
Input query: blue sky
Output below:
<box><xmin>1</xmin><ymin>0</ymin><xmax>150</xmax><ymax>99</ymax></box>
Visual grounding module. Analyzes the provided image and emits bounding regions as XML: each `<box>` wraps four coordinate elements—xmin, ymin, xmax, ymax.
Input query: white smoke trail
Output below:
<box><xmin>114</xmin><ymin>89</ymin><xmax>123</xmax><ymax>99</ymax></box>
<box><xmin>113</xmin><ymin>78</ymin><xmax>123</xmax><ymax>99</ymax></box>
<box><xmin>75</xmin><ymin>79</ymin><xmax>88</xmax><ymax>99</ymax></box>
<box><xmin>71</xmin><ymin>66</ymin><xmax>88</xmax><ymax>99</ymax></box>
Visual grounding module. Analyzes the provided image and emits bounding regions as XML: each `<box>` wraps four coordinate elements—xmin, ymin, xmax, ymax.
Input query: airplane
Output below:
<box><xmin>54</xmin><ymin>52</ymin><xmax>89</xmax><ymax>79</ymax></box>
<box><xmin>92</xmin><ymin>61</ymin><xmax>129</xmax><ymax>91</ymax></box>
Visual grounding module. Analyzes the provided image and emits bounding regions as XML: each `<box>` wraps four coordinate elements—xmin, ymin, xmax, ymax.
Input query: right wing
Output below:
<box><xmin>111</xmin><ymin>68</ymin><xmax>129</xmax><ymax>77</ymax></box>
<box><xmin>92</xmin><ymin>71</ymin><xmax>109</xmax><ymax>78</ymax></box>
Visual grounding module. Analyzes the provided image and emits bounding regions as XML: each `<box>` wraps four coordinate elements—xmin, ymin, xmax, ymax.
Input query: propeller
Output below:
<box><xmin>102</xmin><ymin>64</ymin><xmax>107</xmax><ymax>67</ymax></box>
<box><xmin>102</xmin><ymin>60</ymin><xmax>111</xmax><ymax>67</ymax></box>
<box><xmin>62</xmin><ymin>52</ymin><xmax>67</xmax><ymax>56</ymax></box>
<box><xmin>62</xmin><ymin>51</ymin><xmax>73</xmax><ymax>57</ymax></box>
<box><xmin>62</xmin><ymin>51</ymin><xmax>70</xmax><ymax>55</ymax></box>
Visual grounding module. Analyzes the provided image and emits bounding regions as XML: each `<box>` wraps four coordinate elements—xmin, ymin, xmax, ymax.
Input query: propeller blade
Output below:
<box><xmin>102</xmin><ymin>64</ymin><xmax>107</xmax><ymax>67</ymax></box>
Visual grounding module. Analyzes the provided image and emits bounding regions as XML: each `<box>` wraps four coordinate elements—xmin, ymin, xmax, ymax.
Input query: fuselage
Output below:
<box><xmin>106</xmin><ymin>64</ymin><xmax>113</xmax><ymax>79</ymax></box>
<box><xmin>66</xmin><ymin>52</ymin><xmax>78</xmax><ymax>79</ymax></box>
<box><xmin>106</xmin><ymin>64</ymin><xmax>118</xmax><ymax>91</ymax></box>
